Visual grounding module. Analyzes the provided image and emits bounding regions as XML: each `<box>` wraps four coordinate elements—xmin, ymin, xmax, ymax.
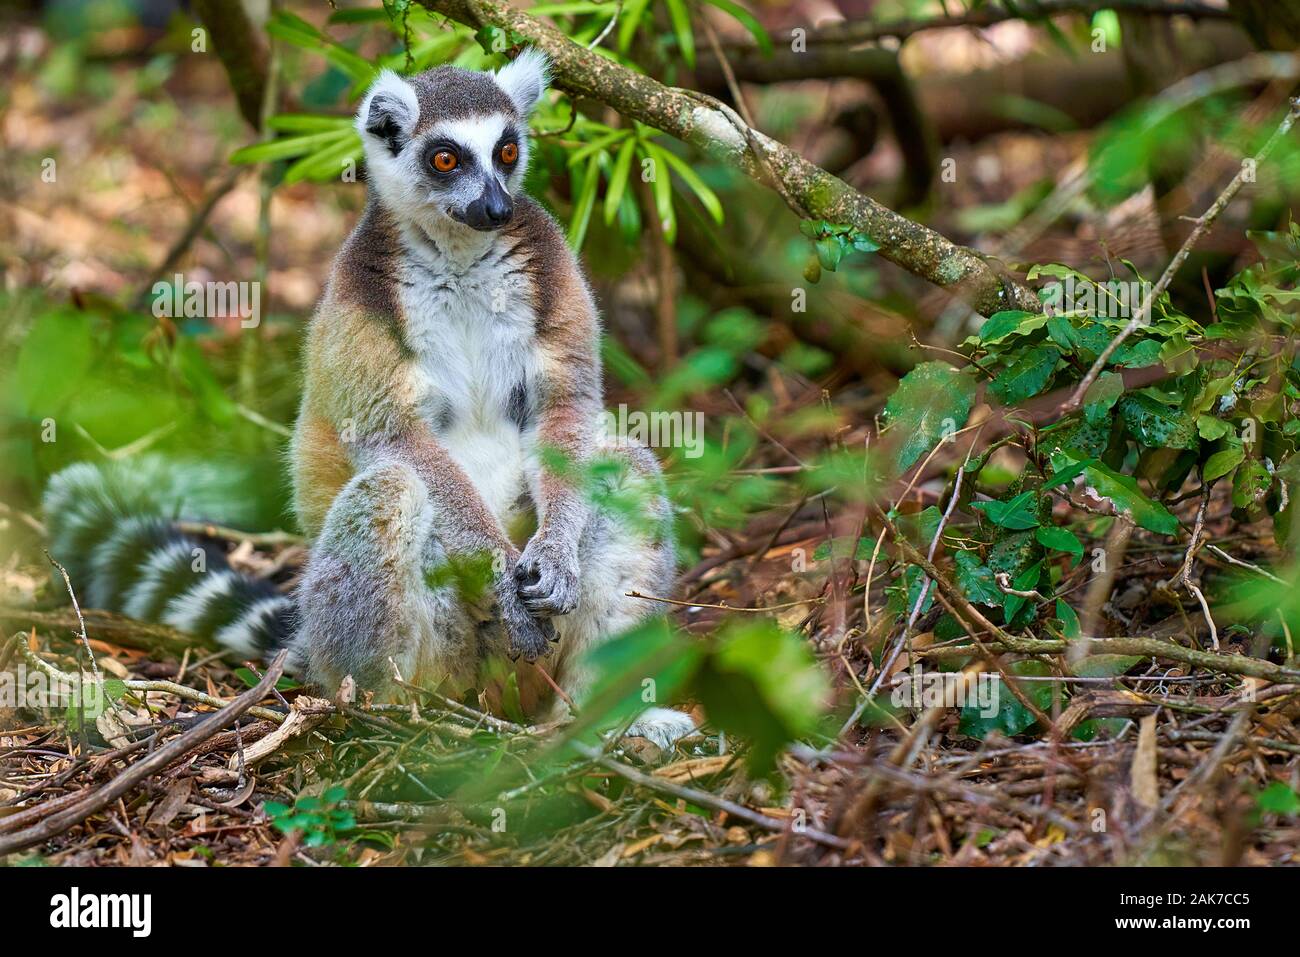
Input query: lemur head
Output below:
<box><xmin>356</xmin><ymin>49</ymin><xmax>550</xmax><ymax>233</ymax></box>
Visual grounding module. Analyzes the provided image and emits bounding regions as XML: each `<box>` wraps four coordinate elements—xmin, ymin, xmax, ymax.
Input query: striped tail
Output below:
<box><xmin>42</xmin><ymin>460</ymin><xmax>297</xmax><ymax>661</ymax></box>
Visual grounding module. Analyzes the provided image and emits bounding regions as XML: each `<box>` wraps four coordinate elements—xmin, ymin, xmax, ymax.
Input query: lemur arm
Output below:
<box><xmin>515</xmin><ymin>258</ymin><xmax>603</xmax><ymax>618</ymax></box>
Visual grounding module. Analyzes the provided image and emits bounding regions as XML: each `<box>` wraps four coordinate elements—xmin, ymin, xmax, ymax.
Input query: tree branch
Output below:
<box><xmin>792</xmin><ymin>0</ymin><xmax>1232</xmax><ymax>47</ymax></box>
<box><xmin>418</xmin><ymin>0</ymin><xmax>1039</xmax><ymax>317</ymax></box>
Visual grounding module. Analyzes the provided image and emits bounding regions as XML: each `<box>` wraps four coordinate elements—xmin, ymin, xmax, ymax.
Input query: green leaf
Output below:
<box><xmin>815</xmin><ymin>236</ymin><xmax>843</xmax><ymax>270</ymax></box>
<box><xmin>566</xmin><ymin>129</ymin><xmax>629</xmax><ymax>166</ymax></box>
<box><xmin>1082</xmin><ymin>371</ymin><xmax>1124</xmax><ymax>424</ymax></box>
<box><xmin>663</xmin><ymin>0</ymin><xmax>696</xmax><ymax>67</ymax></box>
<box><xmin>1002</xmin><ymin>559</ymin><xmax>1042</xmax><ymax>624</ymax></box>
<box><xmin>567</xmin><ymin>152</ymin><xmax>602</xmax><ymax>250</ymax></box>
<box><xmin>977</xmin><ymin>310</ymin><xmax>1037</xmax><ymax>344</ymax></box>
<box><xmin>561</xmin><ymin>617</ymin><xmax>703</xmax><ymax>745</ymax></box>
<box><xmin>654</xmin><ymin>147</ymin><xmax>724</xmax><ymax>225</ymax></box>
<box><xmin>881</xmin><ymin>361</ymin><xmax>977</xmax><ymax>472</ymax></box>
<box><xmin>1055</xmin><ymin>598</ymin><xmax>1081</xmax><ymax>639</ymax></box>
<box><xmin>1082</xmin><ymin>460</ymin><xmax>1179</xmax><ymax>535</ymax></box>
<box><xmin>603</xmin><ymin>136</ymin><xmax>636</xmax><ymax>226</ymax></box>
<box><xmin>703</xmin><ymin>0</ymin><xmax>773</xmax><ymax>55</ymax></box>
<box><xmin>1232</xmin><ymin>460</ymin><xmax>1271</xmax><ymax>511</ymax></box>
<box><xmin>972</xmin><ymin>491</ymin><xmax>1040</xmax><ymax>530</ymax></box>
<box><xmin>1117</xmin><ymin>393</ymin><xmax>1198</xmax><ymax>450</ymax></box>
<box><xmin>1068</xmin><ymin>654</ymin><xmax>1142</xmax><ymax>678</ymax></box>
<box><xmin>691</xmin><ymin>620</ymin><xmax>829</xmax><ymax>773</ymax></box>
<box><xmin>988</xmin><ymin>345</ymin><xmax>1059</xmax><ymax>405</ymax></box>
<box><xmin>1043</xmin><ymin>456</ymin><xmax>1097</xmax><ymax>491</ymax></box>
<box><xmin>1203</xmin><ymin>445</ymin><xmax>1244</xmax><ymax>482</ymax></box>
<box><xmin>1197</xmin><ymin>416</ymin><xmax>1233</xmax><ymax>441</ymax></box>
<box><xmin>267</xmin><ymin>114</ymin><xmax>354</xmax><ymax>133</ymax></box>
<box><xmin>617</xmin><ymin>0</ymin><xmax>653</xmax><ymax>52</ymax></box>
<box><xmin>230</xmin><ymin>130</ymin><xmax>351</xmax><ymax>165</ymax></box>
<box><xmin>641</xmin><ymin>142</ymin><xmax>677</xmax><ymax>242</ymax></box>
<box><xmin>1035</xmin><ymin>524</ymin><xmax>1083</xmax><ymax>559</ymax></box>
<box><xmin>955</xmin><ymin>551</ymin><xmax>1002</xmax><ymax>607</ymax></box>
<box><xmin>1114</xmin><ymin>337</ymin><xmax>1164</xmax><ymax>368</ymax></box>
<box><xmin>958</xmin><ymin>660</ymin><xmax>1052</xmax><ymax>739</ymax></box>
<box><xmin>1257</xmin><ymin>781</ymin><xmax>1300</xmax><ymax>816</ymax></box>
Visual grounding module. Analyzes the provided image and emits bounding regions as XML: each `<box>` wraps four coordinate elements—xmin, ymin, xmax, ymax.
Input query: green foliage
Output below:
<box><xmin>958</xmin><ymin>661</ymin><xmax>1054</xmax><ymax>739</ymax></box>
<box><xmin>0</xmin><ymin>293</ymin><xmax>293</xmax><ymax>525</ymax></box>
<box><xmin>798</xmin><ymin>219</ymin><xmax>879</xmax><ymax>280</ymax></box>
<box><xmin>424</xmin><ymin>550</ymin><xmax>498</xmax><ymax>609</ymax></box>
<box><xmin>874</xmin><ymin>223</ymin><xmax>1299</xmax><ymax>691</ymax></box>
<box><xmin>880</xmin><ymin>361</ymin><xmax>977</xmax><ymax>473</ymax></box>
<box><xmin>1255</xmin><ymin>781</ymin><xmax>1300</xmax><ymax>817</ymax></box>
<box><xmin>265</xmin><ymin>785</ymin><xmax>356</xmax><ymax>848</ymax></box>
<box><xmin>568</xmin><ymin>616</ymin><xmax>829</xmax><ymax>774</ymax></box>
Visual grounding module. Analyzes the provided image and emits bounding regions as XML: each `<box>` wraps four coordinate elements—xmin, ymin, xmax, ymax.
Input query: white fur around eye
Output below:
<box><xmin>432</xmin><ymin>116</ymin><xmax>509</xmax><ymax>173</ymax></box>
<box><xmin>495</xmin><ymin>48</ymin><xmax>550</xmax><ymax>116</ymax></box>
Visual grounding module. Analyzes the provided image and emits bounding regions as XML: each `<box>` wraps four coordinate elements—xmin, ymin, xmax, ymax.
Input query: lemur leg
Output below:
<box><xmin>544</xmin><ymin>445</ymin><xmax>695</xmax><ymax>749</ymax></box>
<box><xmin>294</xmin><ymin>460</ymin><xmax>479</xmax><ymax>698</ymax></box>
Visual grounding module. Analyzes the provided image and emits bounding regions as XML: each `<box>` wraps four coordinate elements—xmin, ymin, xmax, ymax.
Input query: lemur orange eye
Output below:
<box><xmin>500</xmin><ymin>142</ymin><xmax>519</xmax><ymax>164</ymax></box>
<box><xmin>432</xmin><ymin>150</ymin><xmax>458</xmax><ymax>172</ymax></box>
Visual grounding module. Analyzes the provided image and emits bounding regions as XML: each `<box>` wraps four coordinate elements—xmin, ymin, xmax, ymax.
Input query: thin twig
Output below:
<box><xmin>1065</xmin><ymin>97</ymin><xmax>1300</xmax><ymax>413</ymax></box>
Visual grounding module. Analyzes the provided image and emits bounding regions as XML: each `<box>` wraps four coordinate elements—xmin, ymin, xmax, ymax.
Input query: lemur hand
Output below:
<box><xmin>516</xmin><ymin>533</ymin><xmax>581</xmax><ymax>617</ymax></box>
<box><xmin>498</xmin><ymin>584</ymin><xmax>555</xmax><ymax>661</ymax></box>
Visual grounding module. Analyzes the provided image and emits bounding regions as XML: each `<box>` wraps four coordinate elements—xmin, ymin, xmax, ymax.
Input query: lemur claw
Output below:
<box><xmin>501</xmin><ymin>597</ymin><xmax>554</xmax><ymax>662</ymax></box>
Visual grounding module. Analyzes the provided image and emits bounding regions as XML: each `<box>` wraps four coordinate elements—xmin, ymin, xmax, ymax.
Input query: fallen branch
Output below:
<box><xmin>570</xmin><ymin>742</ymin><xmax>852</xmax><ymax>851</ymax></box>
<box><xmin>0</xmin><ymin>651</ymin><xmax>287</xmax><ymax>858</ymax></box>
<box><xmin>0</xmin><ymin>606</ymin><xmax>197</xmax><ymax>656</ymax></box>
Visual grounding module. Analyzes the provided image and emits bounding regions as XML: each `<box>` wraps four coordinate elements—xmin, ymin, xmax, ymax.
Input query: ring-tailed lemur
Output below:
<box><xmin>42</xmin><ymin>51</ymin><xmax>694</xmax><ymax>748</ymax></box>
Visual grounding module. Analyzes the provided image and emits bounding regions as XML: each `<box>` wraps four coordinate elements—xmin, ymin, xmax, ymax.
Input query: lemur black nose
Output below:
<box><xmin>485</xmin><ymin>197</ymin><xmax>513</xmax><ymax>226</ymax></box>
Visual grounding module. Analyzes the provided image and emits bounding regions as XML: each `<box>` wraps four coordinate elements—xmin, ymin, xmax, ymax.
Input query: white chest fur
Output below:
<box><xmin>398</xmin><ymin>227</ymin><xmax>540</xmax><ymax>520</ymax></box>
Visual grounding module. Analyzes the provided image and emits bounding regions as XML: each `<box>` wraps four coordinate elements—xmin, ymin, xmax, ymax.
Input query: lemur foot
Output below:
<box><xmin>500</xmin><ymin>589</ymin><xmax>554</xmax><ymax>662</ymax></box>
<box><xmin>623</xmin><ymin>707</ymin><xmax>697</xmax><ymax>752</ymax></box>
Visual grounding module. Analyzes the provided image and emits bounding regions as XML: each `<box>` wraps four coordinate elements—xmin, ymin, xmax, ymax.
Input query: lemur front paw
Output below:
<box><xmin>515</xmin><ymin>535</ymin><xmax>581</xmax><ymax>617</ymax></box>
<box><xmin>500</xmin><ymin>592</ymin><xmax>555</xmax><ymax>662</ymax></box>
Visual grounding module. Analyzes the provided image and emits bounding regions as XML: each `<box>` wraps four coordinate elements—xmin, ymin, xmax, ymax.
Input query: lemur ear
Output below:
<box><xmin>356</xmin><ymin>70</ymin><xmax>419</xmax><ymax>157</ymax></box>
<box><xmin>495</xmin><ymin>48</ymin><xmax>550</xmax><ymax>117</ymax></box>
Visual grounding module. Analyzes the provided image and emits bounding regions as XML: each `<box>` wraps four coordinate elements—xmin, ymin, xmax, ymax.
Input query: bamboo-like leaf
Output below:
<box><xmin>568</xmin><ymin>152</ymin><xmax>603</xmax><ymax>250</ymax></box>
<box><xmin>267</xmin><ymin>114</ymin><xmax>353</xmax><ymax>133</ymax></box>
<box><xmin>654</xmin><ymin>145</ymin><xmax>724</xmax><ymax>224</ymax></box>
<box><xmin>268</xmin><ymin>12</ymin><xmax>376</xmax><ymax>84</ymax></box>
<box><xmin>229</xmin><ymin>130</ymin><xmax>352</xmax><ymax>165</ymax></box>
<box><xmin>642</xmin><ymin>142</ymin><xmax>677</xmax><ymax>242</ymax></box>
<box><xmin>569</xmin><ymin>128</ymin><xmax>629</xmax><ymax>166</ymax></box>
<box><xmin>702</xmin><ymin>0</ymin><xmax>773</xmax><ymax>55</ymax></box>
<box><xmin>567</xmin><ymin>129</ymin><xmax>629</xmax><ymax>166</ymax></box>
<box><xmin>618</xmin><ymin>0</ymin><xmax>654</xmax><ymax>52</ymax></box>
<box><xmin>663</xmin><ymin>0</ymin><xmax>696</xmax><ymax>68</ymax></box>
<box><xmin>283</xmin><ymin>134</ymin><xmax>363</xmax><ymax>184</ymax></box>
<box><xmin>604</xmin><ymin>137</ymin><xmax>637</xmax><ymax>226</ymax></box>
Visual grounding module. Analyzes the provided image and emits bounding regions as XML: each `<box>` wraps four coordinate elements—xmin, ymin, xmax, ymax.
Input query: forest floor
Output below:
<box><xmin>2</xmin><ymin>474</ymin><xmax>1298</xmax><ymax>866</ymax></box>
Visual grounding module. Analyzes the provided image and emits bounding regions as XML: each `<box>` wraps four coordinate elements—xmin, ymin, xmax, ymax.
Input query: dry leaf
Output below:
<box><xmin>1131</xmin><ymin>712</ymin><xmax>1159</xmax><ymax>809</ymax></box>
